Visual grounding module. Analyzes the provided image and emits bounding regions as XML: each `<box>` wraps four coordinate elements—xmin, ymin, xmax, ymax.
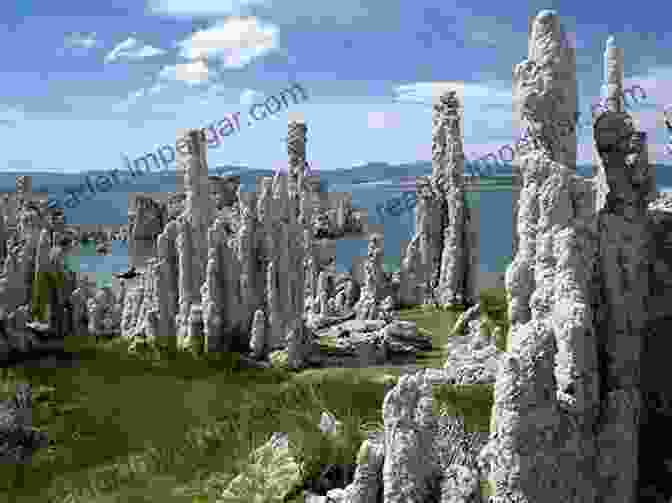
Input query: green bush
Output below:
<box><xmin>432</xmin><ymin>383</ymin><xmax>494</xmax><ymax>433</ymax></box>
<box><xmin>493</xmin><ymin>325</ymin><xmax>508</xmax><ymax>352</ymax></box>
<box><xmin>478</xmin><ymin>288</ymin><xmax>508</xmax><ymax>321</ymax></box>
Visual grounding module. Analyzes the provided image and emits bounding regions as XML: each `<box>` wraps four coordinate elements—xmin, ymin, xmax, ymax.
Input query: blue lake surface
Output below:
<box><xmin>333</xmin><ymin>184</ymin><xmax>513</xmax><ymax>274</ymax></box>
<box><xmin>62</xmin><ymin>183</ymin><xmax>514</xmax><ymax>278</ymax></box>
<box><xmin>65</xmin><ymin>241</ymin><xmax>130</xmax><ymax>287</ymax></box>
<box><xmin>11</xmin><ymin>164</ymin><xmax>671</xmax><ymax>280</ymax></box>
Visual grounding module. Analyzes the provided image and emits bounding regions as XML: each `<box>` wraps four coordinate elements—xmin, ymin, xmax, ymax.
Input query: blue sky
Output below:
<box><xmin>1</xmin><ymin>0</ymin><xmax>671</xmax><ymax>175</ymax></box>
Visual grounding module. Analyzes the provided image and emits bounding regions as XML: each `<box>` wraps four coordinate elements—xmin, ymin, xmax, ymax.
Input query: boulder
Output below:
<box><xmin>345</xmin><ymin>431</ymin><xmax>385</xmax><ymax>503</ymax></box>
<box><xmin>329</xmin><ymin>319</ymin><xmax>387</xmax><ymax>335</ymax></box>
<box><xmin>382</xmin><ymin>320</ymin><xmax>432</xmax><ymax>352</ymax></box>
<box><xmin>438</xmin><ymin>464</ymin><xmax>482</xmax><ymax>503</ymax></box>
<box><xmin>219</xmin><ymin>432</ymin><xmax>302</xmax><ymax>501</ymax></box>
<box><xmin>307</xmin><ymin>310</ymin><xmax>356</xmax><ymax>331</ymax></box>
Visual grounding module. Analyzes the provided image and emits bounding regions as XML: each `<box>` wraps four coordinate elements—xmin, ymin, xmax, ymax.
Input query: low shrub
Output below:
<box><xmin>479</xmin><ymin>287</ymin><xmax>510</xmax><ymax>352</ymax></box>
<box><xmin>432</xmin><ymin>383</ymin><xmax>495</xmax><ymax>433</ymax></box>
<box><xmin>31</xmin><ymin>271</ymin><xmax>66</xmax><ymax>321</ymax></box>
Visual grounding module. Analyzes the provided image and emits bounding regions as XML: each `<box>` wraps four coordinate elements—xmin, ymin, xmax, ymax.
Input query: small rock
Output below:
<box><xmin>325</xmin><ymin>488</ymin><xmax>349</xmax><ymax>502</ymax></box>
<box><xmin>318</xmin><ymin>411</ymin><xmax>343</xmax><ymax>438</ymax></box>
<box><xmin>304</xmin><ymin>491</ymin><xmax>327</xmax><ymax>503</ymax></box>
<box><xmin>451</xmin><ymin>304</ymin><xmax>481</xmax><ymax>336</ymax></box>
<box><xmin>382</xmin><ymin>320</ymin><xmax>432</xmax><ymax>351</ymax></box>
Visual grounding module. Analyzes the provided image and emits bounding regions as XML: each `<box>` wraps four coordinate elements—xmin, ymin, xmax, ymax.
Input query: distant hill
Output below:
<box><xmin>1</xmin><ymin>161</ymin><xmax>670</xmax><ymax>198</ymax></box>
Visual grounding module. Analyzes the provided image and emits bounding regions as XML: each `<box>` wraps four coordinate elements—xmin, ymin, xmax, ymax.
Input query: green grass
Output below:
<box><xmin>31</xmin><ymin>272</ymin><xmax>66</xmax><ymax>322</ymax></box>
<box><xmin>398</xmin><ymin>306</ymin><xmax>463</xmax><ymax>368</ymax></box>
<box><xmin>0</xmin><ymin>290</ymin><xmax>508</xmax><ymax>502</ymax></box>
<box><xmin>0</xmin><ymin>337</ymin><xmax>389</xmax><ymax>503</ymax></box>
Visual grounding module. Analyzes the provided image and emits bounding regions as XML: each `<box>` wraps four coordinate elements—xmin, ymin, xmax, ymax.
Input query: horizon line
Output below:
<box><xmin>4</xmin><ymin>161</ymin><xmax>672</xmax><ymax>176</ymax></box>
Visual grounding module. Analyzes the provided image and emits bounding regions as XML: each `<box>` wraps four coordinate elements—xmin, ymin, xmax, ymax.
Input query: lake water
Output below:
<box><xmin>58</xmin><ymin>164</ymin><xmax>671</xmax><ymax>281</ymax></box>
<box><xmin>64</xmin><ymin>183</ymin><xmax>514</xmax><ymax>280</ymax></box>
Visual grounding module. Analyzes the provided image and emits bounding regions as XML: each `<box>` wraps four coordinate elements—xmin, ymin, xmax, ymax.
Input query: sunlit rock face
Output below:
<box><xmin>130</xmin><ymin>196</ymin><xmax>166</xmax><ymax>241</ymax></box>
<box><xmin>400</xmin><ymin>90</ymin><xmax>475</xmax><ymax>309</ymax></box>
<box><xmin>120</xmin><ymin>122</ymin><xmax>314</xmax><ymax>362</ymax></box>
<box><xmin>209</xmin><ymin>175</ymin><xmax>240</xmax><ymax>209</ymax></box>
<box><xmin>479</xmin><ymin>14</ymin><xmax>672</xmax><ymax>503</ymax></box>
<box><xmin>513</xmin><ymin>9</ymin><xmax>578</xmax><ymax>170</ymax></box>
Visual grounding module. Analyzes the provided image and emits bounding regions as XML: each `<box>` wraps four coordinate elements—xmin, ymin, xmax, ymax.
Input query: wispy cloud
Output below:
<box><xmin>64</xmin><ymin>31</ymin><xmax>99</xmax><ymax>50</ymax></box>
<box><xmin>159</xmin><ymin>59</ymin><xmax>210</xmax><ymax>85</ymax></box>
<box><xmin>58</xmin><ymin>31</ymin><xmax>100</xmax><ymax>57</ymax></box>
<box><xmin>104</xmin><ymin>37</ymin><xmax>166</xmax><ymax>63</ymax></box>
<box><xmin>147</xmin><ymin>0</ymin><xmax>268</xmax><ymax>17</ymax></box>
<box><xmin>176</xmin><ymin>17</ymin><xmax>279</xmax><ymax>69</ymax></box>
<box><xmin>394</xmin><ymin>81</ymin><xmax>513</xmax><ymax>110</ymax></box>
<box><xmin>146</xmin><ymin>0</ymin><xmax>371</xmax><ymax>26</ymax></box>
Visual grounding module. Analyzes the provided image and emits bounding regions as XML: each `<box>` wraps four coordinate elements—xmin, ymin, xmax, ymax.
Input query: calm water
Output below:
<box><xmin>65</xmin><ymin>241</ymin><xmax>130</xmax><ymax>287</ymax></box>
<box><xmin>334</xmin><ymin>184</ymin><xmax>513</xmax><ymax>274</ymax></box>
<box><xmin>63</xmin><ymin>184</ymin><xmax>514</xmax><ymax>279</ymax></box>
<box><xmin>56</xmin><ymin>165</ymin><xmax>671</xmax><ymax>279</ymax></box>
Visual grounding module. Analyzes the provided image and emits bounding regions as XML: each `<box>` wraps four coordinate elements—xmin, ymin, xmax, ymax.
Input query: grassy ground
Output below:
<box><xmin>0</xmin><ymin>291</ymin><xmax>506</xmax><ymax>502</ymax></box>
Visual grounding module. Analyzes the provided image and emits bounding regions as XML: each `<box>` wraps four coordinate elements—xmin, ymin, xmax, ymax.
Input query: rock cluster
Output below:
<box><xmin>87</xmin><ymin>286</ymin><xmax>122</xmax><ymax>338</ymax></box>
<box><xmin>400</xmin><ymin>90</ymin><xmax>477</xmax><ymax>308</ymax></box>
<box><xmin>120</xmin><ymin>122</ymin><xmax>315</xmax><ymax>366</ymax></box>
<box><xmin>307</xmin><ymin>269</ymin><xmax>359</xmax><ymax>325</ymax></box>
<box><xmin>0</xmin><ymin>383</ymin><xmax>49</xmax><ymax>463</ymax></box>
<box><xmin>0</xmin><ymin>180</ymin><xmax>77</xmax><ymax>359</ymax></box>
<box><xmin>323</xmin><ymin>369</ymin><xmax>490</xmax><ymax>503</ymax></box>
<box><xmin>353</xmin><ymin>233</ymin><xmax>388</xmax><ymax>319</ymax></box>
<box><xmin>320</xmin><ymin>12</ymin><xmax>672</xmax><ymax>503</ymax></box>
<box><xmin>312</xmin><ymin>194</ymin><xmax>362</xmax><ymax>238</ymax></box>
<box><xmin>129</xmin><ymin>195</ymin><xmax>165</xmax><ymax>242</ymax></box>
<box><xmin>443</xmin><ymin>316</ymin><xmax>500</xmax><ymax>386</ymax></box>
<box><xmin>317</xmin><ymin>319</ymin><xmax>431</xmax><ymax>367</ymax></box>
<box><xmin>478</xmin><ymin>13</ymin><xmax>672</xmax><ymax>503</ymax></box>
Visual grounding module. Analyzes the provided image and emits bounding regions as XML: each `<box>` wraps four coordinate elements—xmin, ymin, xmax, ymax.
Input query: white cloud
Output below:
<box><xmin>176</xmin><ymin>17</ymin><xmax>279</xmax><ymax>68</ymax></box>
<box><xmin>64</xmin><ymin>31</ymin><xmax>99</xmax><ymax>50</ymax></box>
<box><xmin>159</xmin><ymin>59</ymin><xmax>210</xmax><ymax>85</ymax></box>
<box><xmin>394</xmin><ymin>81</ymin><xmax>513</xmax><ymax>111</ymax></box>
<box><xmin>147</xmin><ymin>0</ymin><xmax>372</xmax><ymax>26</ymax></box>
<box><xmin>104</xmin><ymin>37</ymin><xmax>166</xmax><ymax>63</ymax></box>
<box><xmin>239</xmin><ymin>88</ymin><xmax>264</xmax><ymax>105</ymax></box>
<box><xmin>147</xmin><ymin>0</ymin><xmax>267</xmax><ymax>16</ymax></box>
